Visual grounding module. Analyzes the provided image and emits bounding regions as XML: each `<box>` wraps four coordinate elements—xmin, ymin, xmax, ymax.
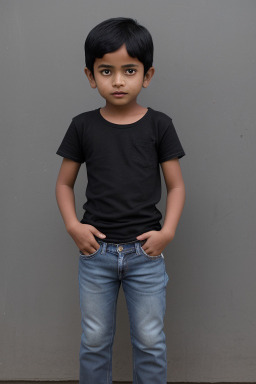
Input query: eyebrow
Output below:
<box><xmin>97</xmin><ymin>64</ymin><xmax>139</xmax><ymax>69</ymax></box>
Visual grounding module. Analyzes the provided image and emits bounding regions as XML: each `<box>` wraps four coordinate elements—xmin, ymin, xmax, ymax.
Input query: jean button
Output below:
<box><xmin>118</xmin><ymin>246</ymin><xmax>123</xmax><ymax>251</ymax></box>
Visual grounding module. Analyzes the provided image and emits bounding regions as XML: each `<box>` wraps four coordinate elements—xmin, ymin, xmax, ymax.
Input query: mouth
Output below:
<box><xmin>111</xmin><ymin>91</ymin><xmax>127</xmax><ymax>98</ymax></box>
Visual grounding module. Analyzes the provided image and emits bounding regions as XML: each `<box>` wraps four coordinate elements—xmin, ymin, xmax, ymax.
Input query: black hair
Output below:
<box><xmin>84</xmin><ymin>17</ymin><xmax>154</xmax><ymax>77</ymax></box>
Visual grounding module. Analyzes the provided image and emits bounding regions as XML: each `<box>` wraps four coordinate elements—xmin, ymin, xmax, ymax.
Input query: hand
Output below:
<box><xmin>136</xmin><ymin>229</ymin><xmax>174</xmax><ymax>256</ymax></box>
<box><xmin>67</xmin><ymin>223</ymin><xmax>106</xmax><ymax>255</ymax></box>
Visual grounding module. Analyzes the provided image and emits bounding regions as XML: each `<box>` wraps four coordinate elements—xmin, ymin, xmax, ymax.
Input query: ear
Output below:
<box><xmin>142</xmin><ymin>66</ymin><xmax>155</xmax><ymax>88</ymax></box>
<box><xmin>84</xmin><ymin>67</ymin><xmax>97</xmax><ymax>89</ymax></box>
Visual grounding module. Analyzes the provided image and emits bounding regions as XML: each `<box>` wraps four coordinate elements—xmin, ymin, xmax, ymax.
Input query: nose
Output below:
<box><xmin>112</xmin><ymin>72</ymin><xmax>125</xmax><ymax>87</ymax></box>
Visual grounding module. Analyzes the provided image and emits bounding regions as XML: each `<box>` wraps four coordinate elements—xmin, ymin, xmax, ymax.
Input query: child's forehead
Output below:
<box><xmin>94</xmin><ymin>44</ymin><xmax>142</xmax><ymax>67</ymax></box>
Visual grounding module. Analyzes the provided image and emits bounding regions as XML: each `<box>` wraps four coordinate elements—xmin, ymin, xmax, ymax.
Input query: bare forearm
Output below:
<box><xmin>161</xmin><ymin>185</ymin><xmax>186</xmax><ymax>239</ymax></box>
<box><xmin>55</xmin><ymin>184</ymin><xmax>80</xmax><ymax>232</ymax></box>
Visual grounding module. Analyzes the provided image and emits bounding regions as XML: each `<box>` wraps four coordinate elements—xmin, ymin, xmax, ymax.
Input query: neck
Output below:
<box><xmin>102</xmin><ymin>101</ymin><xmax>146</xmax><ymax>118</ymax></box>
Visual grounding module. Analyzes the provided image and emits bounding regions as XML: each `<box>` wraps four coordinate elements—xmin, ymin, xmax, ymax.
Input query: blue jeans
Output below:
<box><xmin>78</xmin><ymin>238</ymin><xmax>170</xmax><ymax>384</ymax></box>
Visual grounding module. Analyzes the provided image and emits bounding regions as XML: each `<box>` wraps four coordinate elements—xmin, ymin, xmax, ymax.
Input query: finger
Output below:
<box><xmin>81</xmin><ymin>247</ymin><xmax>97</xmax><ymax>256</ymax></box>
<box><xmin>92</xmin><ymin>239</ymin><xmax>101</xmax><ymax>251</ymax></box>
<box><xmin>143</xmin><ymin>246</ymin><xmax>156</xmax><ymax>255</ymax></box>
<box><xmin>141</xmin><ymin>240</ymin><xmax>149</xmax><ymax>251</ymax></box>
<box><xmin>90</xmin><ymin>225</ymin><xmax>106</xmax><ymax>239</ymax></box>
<box><xmin>82</xmin><ymin>240</ymin><xmax>100</xmax><ymax>255</ymax></box>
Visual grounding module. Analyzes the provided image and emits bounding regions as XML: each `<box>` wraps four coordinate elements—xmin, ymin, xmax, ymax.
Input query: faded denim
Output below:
<box><xmin>78</xmin><ymin>238</ymin><xmax>169</xmax><ymax>383</ymax></box>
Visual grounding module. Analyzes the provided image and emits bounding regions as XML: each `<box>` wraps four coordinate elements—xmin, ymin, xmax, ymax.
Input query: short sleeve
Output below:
<box><xmin>56</xmin><ymin>119</ymin><xmax>85</xmax><ymax>163</ymax></box>
<box><xmin>158</xmin><ymin>119</ymin><xmax>185</xmax><ymax>163</ymax></box>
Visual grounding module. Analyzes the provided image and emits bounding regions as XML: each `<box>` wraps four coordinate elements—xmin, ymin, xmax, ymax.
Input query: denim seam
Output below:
<box><xmin>107</xmin><ymin>289</ymin><xmax>119</xmax><ymax>384</ymax></box>
<box><xmin>98</xmin><ymin>241</ymin><xmax>143</xmax><ymax>256</ymax></box>
<box><xmin>124</xmin><ymin>289</ymin><xmax>138</xmax><ymax>384</ymax></box>
<box><xmin>79</xmin><ymin>243</ymin><xmax>103</xmax><ymax>258</ymax></box>
<box><xmin>139</xmin><ymin>243</ymin><xmax>164</xmax><ymax>260</ymax></box>
<box><xmin>98</xmin><ymin>239</ymin><xmax>144</xmax><ymax>246</ymax></box>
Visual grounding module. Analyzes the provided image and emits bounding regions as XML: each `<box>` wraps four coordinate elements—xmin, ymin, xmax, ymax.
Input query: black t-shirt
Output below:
<box><xmin>56</xmin><ymin>107</ymin><xmax>185</xmax><ymax>243</ymax></box>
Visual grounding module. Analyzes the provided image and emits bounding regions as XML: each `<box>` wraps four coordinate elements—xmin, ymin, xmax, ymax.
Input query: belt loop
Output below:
<box><xmin>101</xmin><ymin>242</ymin><xmax>107</xmax><ymax>254</ymax></box>
<box><xmin>135</xmin><ymin>241</ymin><xmax>141</xmax><ymax>255</ymax></box>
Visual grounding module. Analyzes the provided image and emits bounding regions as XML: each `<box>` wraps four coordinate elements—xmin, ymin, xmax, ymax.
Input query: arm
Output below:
<box><xmin>55</xmin><ymin>158</ymin><xmax>82</xmax><ymax>231</ymax></box>
<box><xmin>55</xmin><ymin>158</ymin><xmax>106</xmax><ymax>254</ymax></box>
<box><xmin>136</xmin><ymin>157</ymin><xmax>185</xmax><ymax>256</ymax></box>
<box><xmin>160</xmin><ymin>158</ymin><xmax>186</xmax><ymax>241</ymax></box>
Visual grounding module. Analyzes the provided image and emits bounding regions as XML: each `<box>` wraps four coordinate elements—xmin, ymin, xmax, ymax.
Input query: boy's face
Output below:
<box><xmin>84</xmin><ymin>44</ymin><xmax>154</xmax><ymax>108</ymax></box>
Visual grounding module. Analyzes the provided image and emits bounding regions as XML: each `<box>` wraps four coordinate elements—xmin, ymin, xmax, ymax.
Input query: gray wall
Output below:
<box><xmin>1</xmin><ymin>0</ymin><xmax>256</xmax><ymax>381</ymax></box>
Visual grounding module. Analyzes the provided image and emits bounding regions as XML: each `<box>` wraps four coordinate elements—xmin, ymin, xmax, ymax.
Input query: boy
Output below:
<box><xmin>56</xmin><ymin>17</ymin><xmax>186</xmax><ymax>384</ymax></box>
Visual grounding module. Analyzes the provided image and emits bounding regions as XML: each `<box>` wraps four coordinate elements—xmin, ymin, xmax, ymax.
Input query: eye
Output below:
<box><xmin>101</xmin><ymin>69</ymin><xmax>111</xmax><ymax>75</ymax></box>
<box><xmin>126</xmin><ymin>69</ymin><xmax>137</xmax><ymax>75</ymax></box>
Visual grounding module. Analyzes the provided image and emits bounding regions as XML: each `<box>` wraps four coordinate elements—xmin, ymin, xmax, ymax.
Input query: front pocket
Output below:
<box><xmin>79</xmin><ymin>245</ymin><xmax>101</xmax><ymax>259</ymax></box>
<box><xmin>140</xmin><ymin>244</ymin><xmax>164</xmax><ymax>260</ymax></box>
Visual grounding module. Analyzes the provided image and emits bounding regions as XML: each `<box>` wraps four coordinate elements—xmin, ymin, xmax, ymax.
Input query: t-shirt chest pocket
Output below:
<box><xmin>133</xmin><ymin>139</ymin><xmax>158</xmax><ymax>168</ymax></box>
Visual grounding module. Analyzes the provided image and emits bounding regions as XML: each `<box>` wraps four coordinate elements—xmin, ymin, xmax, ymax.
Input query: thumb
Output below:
<box><xmin>91</xmin><ymin>226</ymin><xmax>106</xmax><ymax>239</ymax></box>
<box><xmin>98</xmin><ymin>232</ymin><xmax>106</xmax><ymax>238</ymax></box>
<box><xmin>136</xmin><ymin>233</ymin><xmax>148</xmax><ymax>240</ymax></box>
